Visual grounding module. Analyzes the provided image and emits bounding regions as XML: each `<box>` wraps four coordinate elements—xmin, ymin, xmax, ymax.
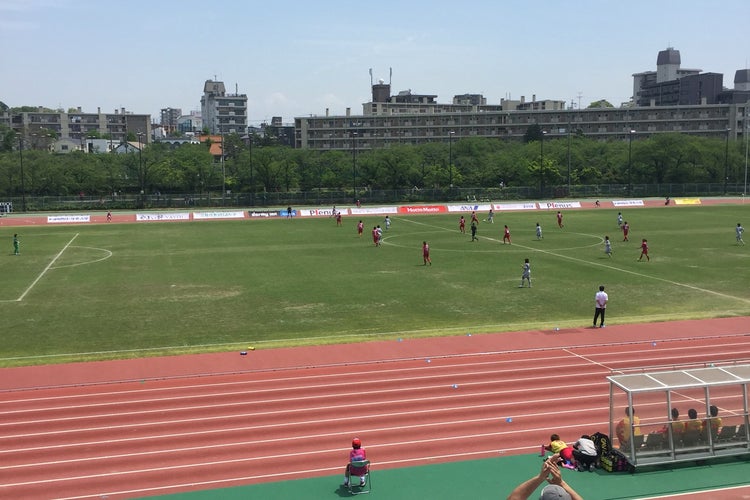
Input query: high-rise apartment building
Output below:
<box><xmin>200</xmin><ymin>80</ymin><xmax>247</xmax><ymax>135</ymax></box>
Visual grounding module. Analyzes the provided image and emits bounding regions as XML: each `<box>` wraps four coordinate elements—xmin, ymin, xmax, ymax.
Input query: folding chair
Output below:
<box><xmin>715</xmin><ymin>425</ymin><xmax>736</xmax><ymax>443</ymax></box>
<box><xmin>643</xmin><ymin>432</ymin><xmax>665</xmax><ymax>450</ymax></box>
<box><xmin>681</xmin><ymin>428</ymin><xmax>702</xmax><ymax>447</ymax></box>
<box><xmin>733</xmin><ymin>424</ymin><xmax>747</xmax><ymax>441</ymax></box>
<box><xmin>347</xmin><ymin>459</ymin><xmax>371</xmax><ymax>495</ymax></box>
<box><xmin>633</xmin><ymin>434</ymin><xmax>645</xmax><ymax>448</ymax></box>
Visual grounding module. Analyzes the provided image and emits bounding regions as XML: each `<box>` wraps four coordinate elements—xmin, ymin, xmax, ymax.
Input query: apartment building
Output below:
<box><xmin>295</xmin><ymin>101</ymin><xmax>748</xmax><ymax>151</ymax></box>
<box><xmin>296</xmin><ymin>49</ymin><xmax>749</xmax><ymax>151</ymax></box>
<box><xmin>1</xmin><ymin>107</ymin><xmax>151</xmax><ymax>147</ymax></box>
<box><xmin>200</xmin><ymin>80</ymin><xmax>247</xmax><ymax>135</ymax></box>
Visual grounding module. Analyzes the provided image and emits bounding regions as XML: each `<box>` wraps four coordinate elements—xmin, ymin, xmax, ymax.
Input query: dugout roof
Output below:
<box><xmin>607</xmin><ymin>364</ymin><xmax>750</xmax><ymax>394</ymax></box>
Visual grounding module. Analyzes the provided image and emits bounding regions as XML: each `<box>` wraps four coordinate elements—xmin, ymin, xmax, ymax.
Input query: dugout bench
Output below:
<box><xmin>608</xmin><ymin>362</ymin><xmax>750</xmax><ymax>468</ymax></box>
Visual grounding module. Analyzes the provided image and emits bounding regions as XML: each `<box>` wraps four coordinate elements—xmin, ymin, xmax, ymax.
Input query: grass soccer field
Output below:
<box><xmin>1</xmin><ymin>205</ymin><xmax>748</xmax><ymax>367</ymax></box>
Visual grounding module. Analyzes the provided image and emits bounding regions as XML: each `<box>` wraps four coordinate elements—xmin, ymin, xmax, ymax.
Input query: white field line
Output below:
<box><xmin>3</xmin><ymin>340</ymin><xmax>748</xmax><ymax>420</ymax></box>
<box><xmin>6</xmin><ymin>338</ymin><xmax>748</xmax><ymax>407</ymax></box>
<box><xmin>0</xmin><ymin>420</ymin><xmax>604</xmax><ymax>488</ymax></box>
<box><xmin>13</xmin><ymin>233</ymin><xmax>79</xmax><ymax>302</ymax></box>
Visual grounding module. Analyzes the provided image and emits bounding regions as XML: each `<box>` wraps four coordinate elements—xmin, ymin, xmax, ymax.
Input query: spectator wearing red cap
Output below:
<box><xmin>343</xmin><ymin>437</ymin><xmax>368</xmax><ymax>487</ymax></box>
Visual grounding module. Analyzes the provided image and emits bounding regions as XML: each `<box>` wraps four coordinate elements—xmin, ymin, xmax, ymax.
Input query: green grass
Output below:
<box><xmin>1</xmin><ymin>205</ymin><xmax>748</xmax><ymax>367</ymax></box>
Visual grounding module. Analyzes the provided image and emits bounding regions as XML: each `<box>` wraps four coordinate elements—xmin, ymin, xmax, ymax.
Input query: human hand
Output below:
<box><xmin>540</xmin><ymin>453</ymin><xmax>561</xmax><ymax>479</ymax></box>
<box><xmin>546</xmin><ymin>460</ymin><xmax>563</xmax><ymax>486</ymax></box>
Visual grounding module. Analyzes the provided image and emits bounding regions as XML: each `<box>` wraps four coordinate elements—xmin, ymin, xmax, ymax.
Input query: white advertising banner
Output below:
<box><xmin>135</xmin><ymin>212</ymin><xmax>190</xmax><ymax>221</ymax></box>
<box><xmin>539</xmin><ymin>201</ymin><xmax>582</xmax><ymax>209</ymax></box>
<box><xmin>192</xmin><ymin>211</ymin><xmax>246</xmax><ymax>220</ymax></box>
<box><xmin>492</xmin><ymin>203</ymin><xmax>538</xmax><ymax>211</ymax></box>
<box><xmin>612</xmin><ymin>200</ymin><xmax>645</xmax><ymax>207</ymax></box>
<box><xmin>350</xmin><ymin>206</ymin><xmax>398</xmax><ymax>215</ymax></box>
<box><xmin>299</xmin><ymin>208</ymin><xmax>346</xmax><ymax>217</ymax></box>
<box><xmin>447</xmin><ymin>204</ymin><xmax>492</xmax><ymax>213</ymax></box>
<box><xmin>47</xmin><ymin>215</ymin><xmax>91</xmax><ymax>224</ymax></box>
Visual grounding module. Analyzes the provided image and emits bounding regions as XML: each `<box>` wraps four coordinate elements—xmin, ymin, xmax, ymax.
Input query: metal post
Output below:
<box><xmin>352</xmin><ymin>131</ymin><xmax>357</xmax><ymax>201</ymax></box>
<box><xmin>540</xmin><ymin>130</ymin><xmax>546</xmax><ymax>197</ymax></box>
<box><xmin>137</xmin><ymin>132</ymin><xmax>144</xmax><ymax>207</ymax></box>
<box><xmin>220</xmin><ymin>132</ymin><xmax>225</xmax><ymax>206</ymax></box>
<box><xmin>628</xmin><ymin>130</ymin><xmax>635</xmax><ymax>197</ymax></box>
<box><xmin>449</xmin><ymin>131</ymin><xmax>454</xmax><ymax>193</ymax></box>
<box><xmin>18</xmin><ymin>136</ymin><xmax>26</xmax><ymax>212</ymax></box>
<box><xmin>724</xmin><ymin>127</ymin><xmax>730</xmax><ymax>196</ymax></box>
<box><xmin>249</xmin><ymin>135</ymin><xmax>254</xmax><ymax>206</ymax></box>
<box><xmin>566</xmin><ymin>126</ymin><xmax>571</xmax><ymax>196</ymax></box>
<box><xmin>744</xmin><ymin>110</ymin><xmax>749</xmax><ymax>197</ymax></box>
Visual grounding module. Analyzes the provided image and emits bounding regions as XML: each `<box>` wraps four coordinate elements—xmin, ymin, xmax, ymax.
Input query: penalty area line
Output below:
<box><xmin>15</xmin><ymin>233</ymin><xmax>80</xmax><ymax>302</ymax></box>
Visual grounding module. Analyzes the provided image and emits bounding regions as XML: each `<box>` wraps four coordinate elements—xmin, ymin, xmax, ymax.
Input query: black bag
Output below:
<box><xmin>591</xmin><ymin>431</ymin><xmax>611</xmax><ymax>457</ymax></box>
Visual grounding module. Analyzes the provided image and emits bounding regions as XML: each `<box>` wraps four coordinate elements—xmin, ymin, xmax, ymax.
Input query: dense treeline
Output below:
<box><xmin>0</xmin><ymin>126</ymin><xmax>746</xmax><ymax>199</ymax></box>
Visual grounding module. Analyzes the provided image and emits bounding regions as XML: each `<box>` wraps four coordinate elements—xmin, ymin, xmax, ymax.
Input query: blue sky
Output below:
<box><xmin>1</xmin><ymin>0</ymin><xmax>748</xmax><ymax>125</ymax></box>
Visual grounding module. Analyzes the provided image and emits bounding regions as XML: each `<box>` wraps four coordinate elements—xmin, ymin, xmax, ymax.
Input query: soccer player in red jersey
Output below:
<box><xmin>638</xmin><ymin>239</ymin><xmax>650</xmax><ymax>261</ymax></box>
<box><xmin>503</xmin><ymin>225</ymin><xmax>512</xmax><ymax>244</ymax></box>
<box><xmin>422</xmin><ymin>241</ymin><xmax>432</xmax><ymax>265</ymax></box>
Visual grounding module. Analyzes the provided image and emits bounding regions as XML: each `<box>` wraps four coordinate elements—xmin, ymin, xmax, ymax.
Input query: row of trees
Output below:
<box><xmin>0</xmin><ymin>125</ymin><xmax>747</xmax><ymax>200</ymax></box>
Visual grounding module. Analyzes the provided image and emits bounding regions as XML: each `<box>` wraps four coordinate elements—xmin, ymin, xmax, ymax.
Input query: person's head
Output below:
<box><xmin>625</xmin><ymin>407</ymin><xmax>634</xmax><ymax>416</ymax></box>
<box><xmin>550</xmin><ymin>433</ymin><xmax>560</xmax><ymax>441</ymax></box>
<box><xmin>605</xmin><ymin>235</ymin><xmax>609</xmax><ymax>240</ymax></box>
<box><xmin>738</xmin><ymin>223</ymin><xmax>742</xmax><ymax>227</ymax></box>
<box><xmin>540</xmin><ymin>484</ymin><xmax>571</xmax><ymax>500</ymax></box>
<box><xmin>688</xmin><ymin>408</ymin><xmax>698</xmax><ymax>419</ymax></box>
<box><xmin>710</xmin><ymin>405</ymin><xmax>719</xmax><ymax>417</ymax></box>
<box><xmin>352</xmin><ymin>437</ymin><xmax>362</xmax><ymax>449</ymax></box>
<box><xmin>642</xmin><ymin>238</ymin><xmax>647</xmax><ymax>242</ymax></box>
<box><xmin>599</xmin><ymin>285</ymin><xmax>605</xmax><ymax>292</ymax></box>
<box><xmin>671</xmin><ymin>407</ymin><xmax>680</xmax><ymax>419</ymax></box>
<box><xmin>423</xmin><ymin>241</ymin><xmax>427</xmax><ymax>245</ymax></box>
<box><xmin>580</xmin><ymin>434</ymin><xmax>590</xmax><ymax>440</ymax></box>
<box><xmin>524</xmin><ymin>258</ymin><xmax>529</xmax><ymax>263</ymax></box>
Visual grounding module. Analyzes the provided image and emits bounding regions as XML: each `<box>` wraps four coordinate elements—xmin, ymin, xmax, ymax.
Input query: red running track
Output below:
<box><xmin>1</xmin><ymin>317</ymin><xmax>749</xmax><ymax>499</ymax></box>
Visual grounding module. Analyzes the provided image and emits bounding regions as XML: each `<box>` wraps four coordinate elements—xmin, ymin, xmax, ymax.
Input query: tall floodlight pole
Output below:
<box><xmin>540</xmin><ymin>130</ymin><xmax>547</xmax><ymax>197</ymax></box>
<box><xmin>628</xmin><ymin>130</ymin><xmax>636</xmax><ymax>196</ymax></box>
<box><xmin>744</xmin><ymin>111</ymin><xmax>749</xmax><ymax>198</ymax></box>
<box><xmin>249</xmin><ymin>134</ymin><xmax>254</xmax><ymax>206</ymax></box>
<box><xmin>724</xmin><ymin>127</ymin><xmax>731</xmax><ymax>195</ymax></box>
<box><xmin>352</xmin><ymin>130</ymin><xmax>358</xmax><ymax>201</ymax></box>
<box><xmin>566</xmin><ymin>125</ymin><xmax>571</xmax><ymax>196</ymax></box>
<box><xmin>220</xmin><ymin>131</ymin><xmax>225</xmax><ymax>205</ymax></box>
<box><xmin>136</xmin><ymin>132</ymin><xmax>145</xmax><ymax>207</ymax></box>
<box><xmin>18</xmin><ymin>135</ymin><xmax>26</xmax><ymax>212</ymax></box>
<box><xmin>448</xmin><ymin>130</ymin><xmax>455</xmax><ymax>195</ymax></box>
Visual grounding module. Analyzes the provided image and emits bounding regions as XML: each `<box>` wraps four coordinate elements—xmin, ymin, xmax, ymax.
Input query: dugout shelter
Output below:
<box><xmin>608</xmin><ymin>362</ymin><xmax>750</xmax><ymax>467</ymax></box>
